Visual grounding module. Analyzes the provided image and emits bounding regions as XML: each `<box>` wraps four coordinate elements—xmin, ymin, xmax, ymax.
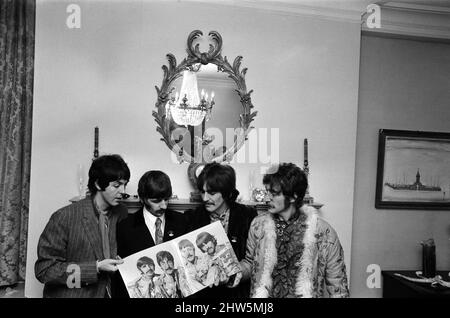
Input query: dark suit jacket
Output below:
<box><xmin>184</xmin><ymin>202</ymin><xmax>257</xmax><ymax>298</ymax></box>
<box><xmin>35</xmin><ymin>197</ymin><xmax>128</xmax><ymax>298</ymax></box>
<box><xmin>112</xmin><ymin>208</ymin><xmax>188</xmax><ymax>298</ymax></box>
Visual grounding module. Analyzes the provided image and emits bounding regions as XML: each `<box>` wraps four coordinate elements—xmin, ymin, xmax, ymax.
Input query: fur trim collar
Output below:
<box><xmin>252</xmin><ymin>205</ymin><xmax>318</xmax><ymax>298</ymax></box>
<box><xmin>295</xmin><ymin>206</ymin><xmax>318</xmax><ymax>297</ymax></box>
<box><xmin>253</xmin><ymin>214</ymin><xmax>277</xmax><ymax>298</ymax></box>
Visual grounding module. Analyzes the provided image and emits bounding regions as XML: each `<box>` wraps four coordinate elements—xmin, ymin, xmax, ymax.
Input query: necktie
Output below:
<box><xmin>98</xmin><ymin>212</ymin><xmax>111</xmax><ymax>298</ymax></box>
<box><xmin>99</xmin><ymin>213</ymin><xmax>110</xmax><ymax>259</ymax></box>
<box><xmin>155</xmin><ymin>217</ymin><xmax>163</xmax><ymax>245</ymax></box>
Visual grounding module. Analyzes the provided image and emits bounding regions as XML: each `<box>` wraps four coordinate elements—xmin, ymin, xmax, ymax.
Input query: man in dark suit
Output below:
<box><xmin>184</xmin><ymin>163</ymin><xmax>257</xmax><ymax>298</ymax></box>
<box><xmin>35</xmin><ymin>154</ymin><xmax>130</xmax><ymax>298</ymax></box>
<box><xmin>113</xmin><ymin>170</ymin><xmax>188</xmax><ymax>298</ymax></box>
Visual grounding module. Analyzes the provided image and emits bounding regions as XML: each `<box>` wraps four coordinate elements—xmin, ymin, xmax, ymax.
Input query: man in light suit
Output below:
<box><xmin>35</xmin><ymin>154</ymin><xmax>130</xmax><ymax>298</ymax></box>
<box><xmin>113</xmin><ymin>170</ymin><xmax>188</xmax><ymax>298</ymax></box>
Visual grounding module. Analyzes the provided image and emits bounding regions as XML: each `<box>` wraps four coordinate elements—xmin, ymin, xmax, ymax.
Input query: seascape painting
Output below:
<box><xmin>376</xmin><ymin>129</ymin><xmax>450</xmax><ymax>209</ymax></box>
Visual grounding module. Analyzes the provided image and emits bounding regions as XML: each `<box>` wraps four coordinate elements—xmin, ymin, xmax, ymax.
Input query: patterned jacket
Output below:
<box><xmin>35</xmin><ymin>198</ymin><xmax>127</xmax><ymax>298</ymax></box>
<box><xmin>240</xmin><ymin>206</ymin><xmax>349</xmax><ymax>298</ymax></box>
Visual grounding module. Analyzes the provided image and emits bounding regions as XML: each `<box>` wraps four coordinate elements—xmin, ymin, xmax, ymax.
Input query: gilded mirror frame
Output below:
<box><xmin>153</xmin><ymin>30</ymin><xmax>257</xmax><ymax>164</ymax></box>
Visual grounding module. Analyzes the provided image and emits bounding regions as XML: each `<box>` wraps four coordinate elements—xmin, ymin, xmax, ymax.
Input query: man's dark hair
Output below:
<box><xmin>138</xmin><ymin>170</ymin><xmax>172</xmax><ymax>201</ymax></box>
<box><xmin>136</xmin><ymin>256</ymin><xmax>155</xmax><ymax>273</ymax></box>
<box><xmin>87</xmin><ymin>154</ymin><xmax>130</xmax><ymax>195</ymax></box>
<box><xmin>156</xmin><ymin>250</ymin><xmax>174</xmax><ymax>266</ymax></box>
<box><xmin>195</xmin><ymin>232</ymin><xmax>217</xmax><ymax>250</ymax></box>
<box><xmin>263</xmin><ymin>163</ymin><xmax>308</xmax><ymax>208</ymax></box>
<box><xmin>197</xmin><ymin>163</ymin><xmax>239</xmax><ymax>204</ymax></box>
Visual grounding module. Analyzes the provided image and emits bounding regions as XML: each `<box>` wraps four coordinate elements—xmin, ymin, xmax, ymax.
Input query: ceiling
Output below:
<box><xmin>264</xmin><ymin>0</ymin><xmax>450</xmax><ymax>12</ymax></box>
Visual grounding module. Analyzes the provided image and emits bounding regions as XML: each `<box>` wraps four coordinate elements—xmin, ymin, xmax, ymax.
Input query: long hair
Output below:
<box><xmin>195</xmin><ymin>232</ymin><xmax>217</xmax><ymax>250</ymax></box>
<box><xmin>178</xmin><ymin>239</ymin><xmax>195</xmax><ymax>251</ymax></box>
<box><xmin>156</xmin><ymin>250</ymin><xmax>174</xmax><ymax>266</ymax></box>
<box><xmin>263</xmin><ymin>163</ymin><xmax>308</xmax><ymax>208</ymax></box>
<box><xmin>197</xmin><ymin>162</ymin><xmax>239</xmax><ymax>204</ymax></box>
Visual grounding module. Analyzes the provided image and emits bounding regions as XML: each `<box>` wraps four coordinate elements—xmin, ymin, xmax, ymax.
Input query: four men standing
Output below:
<box><xmin>36</xmin><ymin>157</ymin><xmax>348</xmax><ymax>298</ymax></box>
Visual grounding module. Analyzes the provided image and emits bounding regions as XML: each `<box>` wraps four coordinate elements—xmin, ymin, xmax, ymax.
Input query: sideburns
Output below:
<box><xmin>283</xmin><ymin>196</ymin><xmax>292</xmax><ymax>210</ymax></box>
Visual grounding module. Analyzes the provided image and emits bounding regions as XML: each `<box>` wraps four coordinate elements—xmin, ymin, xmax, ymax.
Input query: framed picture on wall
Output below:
<box><xmin>375</xmin><ymin>129</ymin><xmax>450</xmax><ymax>210</ymax></box>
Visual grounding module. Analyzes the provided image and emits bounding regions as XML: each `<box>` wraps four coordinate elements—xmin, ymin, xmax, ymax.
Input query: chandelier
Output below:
<box><xmin>166</xmin><ymin>70</ymin><xmax>215</xmax><ymax>126</ymax></box>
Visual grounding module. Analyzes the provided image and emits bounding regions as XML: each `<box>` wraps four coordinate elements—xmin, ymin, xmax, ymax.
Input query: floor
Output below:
<box><xmin>0</xmin><ymin>281</ymin><xmax>25</xmax><ymax>298</ymax></box>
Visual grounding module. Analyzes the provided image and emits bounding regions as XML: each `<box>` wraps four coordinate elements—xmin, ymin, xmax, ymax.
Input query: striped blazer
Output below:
<box><xmin>35</xmin><ymin>197</ymin><xmax>128</xmax><ymax>298</ymax></box>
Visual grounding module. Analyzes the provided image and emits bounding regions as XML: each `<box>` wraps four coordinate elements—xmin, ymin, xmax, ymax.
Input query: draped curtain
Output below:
<box><xmin>0</xmin><ymin>0</ymin><xmax>35</xmax><ymax>286</ymax></box>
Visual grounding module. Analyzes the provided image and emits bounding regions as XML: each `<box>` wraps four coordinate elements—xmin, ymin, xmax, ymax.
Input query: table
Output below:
<box><xmin>382</xmin><ymin>270</ymin><xmax>450</xmax><ymax>298</ymax></box>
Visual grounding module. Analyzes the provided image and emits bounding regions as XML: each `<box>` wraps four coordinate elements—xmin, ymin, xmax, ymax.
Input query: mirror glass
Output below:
<box><xmin>153</xmin><ymin>30</ymin><xmax>257</xmax><ymax>166</ymax></box>
<box><xmin>169</xmin><ymin>63</ymin><xmax>242</xmax><ymax>159</ymax></box>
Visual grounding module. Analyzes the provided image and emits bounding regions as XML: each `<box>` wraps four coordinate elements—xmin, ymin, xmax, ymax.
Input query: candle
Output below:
<box><xmin>421</xmin><ymin>239</ymin><xmax>436</xmax><ymax>278</ymax></box>
<box><xmin>304</xmin><ymin>138</ymin><xmax>308</xmax><ymax>167</ymax></box>
<box><xmin>94</xmin><ymin>127</ymin><xmax>99</xmax><ymax>158</ymax></box>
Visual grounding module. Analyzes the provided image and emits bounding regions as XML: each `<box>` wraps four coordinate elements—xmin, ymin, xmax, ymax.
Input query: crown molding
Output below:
<box><xmin>362</xmin><ymin>1</ymin><xmax>450</xmax><ymax>40</ymax></box>
<box><xmin>180</xmin><ymin>0</ymin><xmax>363</xmax><ymax>23</ymax></box>
<box><xmin>175</xmin><ymin>0</ymin><xmax>450</xmax><ymax>39</ymax></box>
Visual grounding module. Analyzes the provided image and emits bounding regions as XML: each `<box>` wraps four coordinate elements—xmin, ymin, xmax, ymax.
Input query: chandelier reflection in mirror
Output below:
<box><xmin>154</xmin><ymin>30</ymin><xmax>257</xmax><ymax>164</ymax></box>
<box><xmin>165</xmin><ymin>68</ymin><xmax>215</xmax><ymax>126</ymax></box>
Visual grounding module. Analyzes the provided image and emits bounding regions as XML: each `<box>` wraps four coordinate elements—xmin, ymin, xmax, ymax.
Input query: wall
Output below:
<box><xmin>25</xmin><ymin>0</ymin><xmax>361</xmax><ymax>297</ymax></box>
<box><xmin>351</xmin><ymin>34</ymin><xmax>450</xmax><ymax>297</ymax></box>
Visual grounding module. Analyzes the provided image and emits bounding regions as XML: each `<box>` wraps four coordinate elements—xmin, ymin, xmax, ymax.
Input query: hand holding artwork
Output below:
<box><xmin>97</xmin><ymin>258</ymin><xmax>124</xmax><ymax>273</ymax></box>
<box><xmin>118</xmin><ymin>222</ymin><xmax>242</xmax><ymax>297</ymax></box>
<box><xmin>207</xmin><ymin>264</ymin><xmax>221</xmax><ymax>287</ymax></box>
<box><xmin>226</xmin><ymin>271</ymin><xmax>242</xmax><ymax>288</ymax></box>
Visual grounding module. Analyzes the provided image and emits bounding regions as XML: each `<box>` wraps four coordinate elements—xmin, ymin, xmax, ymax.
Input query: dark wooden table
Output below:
<box><xmin>382</xmin><ymin>270</ymin><xmax>450</xmax><ymax>298</ymax></box>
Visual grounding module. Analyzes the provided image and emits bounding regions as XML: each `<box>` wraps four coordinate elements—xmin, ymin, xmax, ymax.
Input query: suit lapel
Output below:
<box><xmin>226</xmin><ymin>205</ymin><xmax>243</xmax><ymax>257</ymax></box>
<box><xmin>198</xmin><ymin>206</ymin><xmax>211</xmax><ymax>226</ymax></box>
<box><xmin>227</xmin><ymin>206</ymin><xmax>237</xmax><ymax>237</ymax></box>
<box><xmin>81</xmin><ymin>198</ymin><xmax>103</xmax><ymax>260</ymax></box>
<box><xmin>134</xmin><ymin>208</ymin><xmax>155</xmax><ymax>246</ymax></box>
<box><xmin>163</xmin><ymin>211</ymin><xmax>180</xmax><ymax>241</ymax></box>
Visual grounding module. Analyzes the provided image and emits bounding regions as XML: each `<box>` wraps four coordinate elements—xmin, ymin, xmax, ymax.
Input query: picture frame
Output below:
<box><xmin>375</xmin><ymin>129</ymin><xmax>450</xmax><ymax>210</ymax></box>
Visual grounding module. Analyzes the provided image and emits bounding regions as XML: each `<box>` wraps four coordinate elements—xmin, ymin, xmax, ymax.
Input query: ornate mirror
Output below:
<box><xmin>153</xmin><ymin>30</ymin><xmax>257</xmax><ymax>188</ymax></box>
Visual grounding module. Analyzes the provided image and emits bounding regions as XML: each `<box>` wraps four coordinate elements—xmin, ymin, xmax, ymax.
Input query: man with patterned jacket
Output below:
<box><xmin>240</xmin><ymin>163</ymin><xmax>349</xmax><ymax>298</ymax></box>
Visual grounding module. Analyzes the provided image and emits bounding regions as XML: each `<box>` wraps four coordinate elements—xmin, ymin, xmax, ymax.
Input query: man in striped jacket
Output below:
<box><xmin>35</xmin><ymin>154</ymin><xmax>130</xmax><ymax>298</ymax></box>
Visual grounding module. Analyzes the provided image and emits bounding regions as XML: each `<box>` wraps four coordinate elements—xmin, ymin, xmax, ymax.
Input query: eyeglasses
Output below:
<box><xmin>266</xmin><ymin>189</ymin><xmax>282</xmax><ymax>197</ymax></box>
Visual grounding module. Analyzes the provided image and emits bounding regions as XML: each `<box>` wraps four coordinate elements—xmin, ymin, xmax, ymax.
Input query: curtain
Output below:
<box><xmin>0</xmin><ymin>0</ymin><xmax>35</xmax><ymax>286</ymax></box>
